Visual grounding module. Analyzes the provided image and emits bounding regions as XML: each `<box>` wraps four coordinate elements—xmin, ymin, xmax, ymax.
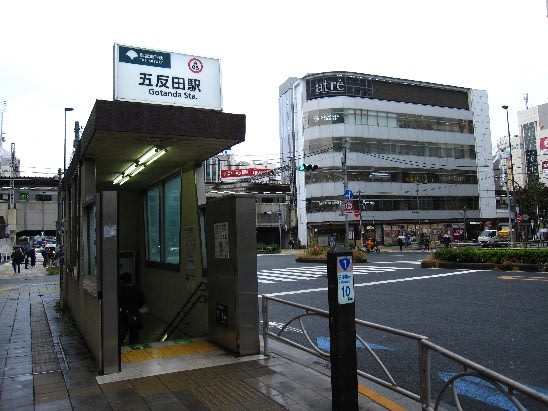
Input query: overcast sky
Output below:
<box><xmin>1</xmin><ymin>0</ymin><xmax>547</xmax><ymax>177</ymax></box>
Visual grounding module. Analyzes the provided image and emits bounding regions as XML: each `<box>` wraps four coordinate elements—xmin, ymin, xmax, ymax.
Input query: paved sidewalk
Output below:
<box><xmin>0</xmin><ymin>263</ymin><xmax>395</xmax><ymax>410</ymax></box>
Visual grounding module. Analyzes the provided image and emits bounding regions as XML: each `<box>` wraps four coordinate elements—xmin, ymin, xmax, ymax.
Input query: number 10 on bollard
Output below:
<box><xmin>337</xmin><ymin>261</ymin><xmax>354</xmax><ymax>304</ymax></box>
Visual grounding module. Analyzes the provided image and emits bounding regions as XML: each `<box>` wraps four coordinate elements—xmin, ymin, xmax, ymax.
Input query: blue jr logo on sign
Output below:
<box><xmin>337</xmin><ymin>256</ymin><xmax>354</xmax><ymax>304</ymax></box>
<box><xmin>339</xmin><ymin>257</ymin><xmax>351</xmax><ymax>271</ymax></box>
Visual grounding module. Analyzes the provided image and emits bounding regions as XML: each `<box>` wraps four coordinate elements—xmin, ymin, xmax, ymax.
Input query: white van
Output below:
<box><xmin>478</xmin><ymin>229</ymin><xmax>504</xmax><ymax>247</ymax></box>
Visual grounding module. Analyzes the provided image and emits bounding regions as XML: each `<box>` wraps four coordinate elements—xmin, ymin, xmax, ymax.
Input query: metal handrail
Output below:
<box><xmin>262</xmin><ymin>295</ymin><xmax>548</xmax><ymax>410</ymax></box>
<box><xmin>159</xmin><ymin>281</ymin><xmax>207</xmax><ymax>342</ymax></box>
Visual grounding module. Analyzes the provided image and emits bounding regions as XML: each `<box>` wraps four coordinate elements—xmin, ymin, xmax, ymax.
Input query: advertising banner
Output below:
<box><xmin>452</xmin><ymin>227</ymin><xmax>464</xmax><ymax>241</ymax></box>
<box><xmin>220</xmin><ymin>168</ymin><xmax>269</xmax><ymax>179</ymax></box>
<box><xmin>114</xmin><ymin>44</ymin><xmax>222</xmax><ymax>110</ymax></box>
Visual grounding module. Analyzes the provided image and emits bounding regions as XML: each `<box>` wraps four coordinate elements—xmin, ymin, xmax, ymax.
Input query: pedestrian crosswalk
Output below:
<box><xmin>258</xmin><ymin>264</ymin><xmax>414</xmax><ymax>284</ymax></box>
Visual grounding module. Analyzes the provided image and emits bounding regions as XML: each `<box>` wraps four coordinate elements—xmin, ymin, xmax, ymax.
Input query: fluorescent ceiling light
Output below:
<box><xmin>123</xmin><ymin>162</ymin><xmax>139</xmax><ymax>176</ymax></box>
<box><xmin>144</xmin><ymin>149</ymin><xmax>167</xmax><ymax>166</ymax></box>
<box><xmin>138</xmin><ymin>147</ymin><xmax>160</xmax><ymax>164</ymax></box>
<box><xmin>129</xmin><ymin>164</ymin><xmax>145</xmax><ymax>177</ymax></box>
<box><xmin>118</xmin><ymin>175</ymin><xmax>131</xmax><ymax>185</ymax></box>
<box><xmin>112</xmin><ymin>146</ymin><xmax>167</xmax><ymax>185</ymax></box>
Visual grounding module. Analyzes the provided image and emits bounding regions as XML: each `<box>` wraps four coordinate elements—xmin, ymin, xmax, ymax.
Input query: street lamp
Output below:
<box><xmin>501</xmin><ymin>105</ymin><xmax>514</xmax><ymax>191</ymax></box>
<box><xmin>64</xmin><ymin>107</ymin><xmax>74</xmax><ymax>175</ymax></box>
<box><xmin>502</xmin><ymin>105</ymin><xmax>515</xmax><ymax>245</ymax></box>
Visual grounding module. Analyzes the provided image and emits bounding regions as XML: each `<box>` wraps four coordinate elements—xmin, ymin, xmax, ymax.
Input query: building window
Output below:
<box><xmin>145</xmin><ymin>186</ymin><xmax>161</xmax><ymax>262</ymax></box>
<box><xmin>304</xmin><ymin>167</ymin><xmax>478</xmax><ymax>186</ymax></box>
<box><xmin>164</xmin><ymin>175</ymin><xmax>181</xmax><ymax>264</ymax></box>
<box><xmin>83</xmin><ymin>203</ymin><xmax>96</xmax><ymax>278</ymax></box>
<box><xmin>306</xmin><ymin>195</ymin><xmax>479</xmax><ymax>214</ymax></box>
<box><xmin>145</xmin><ymin>174</ymin><xmax>181</xmax><ymax>265</ymax></box>
<box><xmin>304</xmin><ymin>136</ymin><xmax>476</xmax><ymax>161</ymax></box>
<box><xmin>304</xmin><ymin>108</ymin><xmax>474</xmax><ymax>134</ymax></box>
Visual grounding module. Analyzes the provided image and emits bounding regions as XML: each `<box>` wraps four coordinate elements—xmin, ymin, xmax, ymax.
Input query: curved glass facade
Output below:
<box><xmin>304</xmin><ymin>108</ymin><xmax>474</xmax><ymax>134</ymax></box>
<box><xmin>304</xmin><ymin>167</ymin><xmax>478</xmax><ymax>185</ymax></box>
<box><xmin>306</xmin><ymin>195</ymin><xmax>478</xmax><ymax>213</ymax></box>
<box><xmin>305</xmin><ymin>137</ymin><xmax>476</xmax><ymax>161</ymax></box>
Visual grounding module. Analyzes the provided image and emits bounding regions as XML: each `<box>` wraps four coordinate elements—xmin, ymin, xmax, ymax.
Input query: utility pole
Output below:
<box><xmin>461</xmin><ymin>204</ymin><xmax>467</xmax><ymax>241</ymax></box>
<box><xmin>0</xmin><ymin>100</ymin><xmax>6</xmax><ymax>146</ymax></box>
<box><xmin>9</xmin><ymin>143</ymin><xmax>15</xmax><ymax>209</ymax></box>
<box><xmin>73</xmin><ymin>121</ymin><xmax>81</xmax><ymax>151</ymax></box>
<box><xmin>416</xmin><ymin>181</ymin><xmax>421</xmax><ymax>236</ymax></box>
<box><xmin>502</xmin><ymin>105</ymin><xmax>515</xmax><ymax>245</ymax></box>
<box><xmin>342</xmin><ymin>139</ymin><xmax>349</xmax><ymax>248</ymax></box>
<box><xmin>277</xmin><ymin>203</ymin><xmax>282</xmax><ymax>250</ymax></box>
<box><xmin>358</xmin><ymin>190</ymin><xmax>363</xmax><ymax>247</ymax></box>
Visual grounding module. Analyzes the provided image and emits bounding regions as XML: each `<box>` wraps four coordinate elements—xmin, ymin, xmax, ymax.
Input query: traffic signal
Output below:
<box><xmin>298</xmin><ymin>164</ymin><xmax>318</xmax><ymax>171</ymax></box>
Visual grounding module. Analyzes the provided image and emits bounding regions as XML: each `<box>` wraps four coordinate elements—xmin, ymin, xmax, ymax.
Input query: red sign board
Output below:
<box><xmin>516</xmin><ymin>215</ymin><xmax>523</xmax><ymax>223</ymax></box>
<box><xmin>452</xmin><ymin>227</ymin><xmax>463</xmax><ymax>240</ymax></box>
<box><xmin>344</xmin><ymin>200</ymin><xmax>354</xmax><ymax>211</ymax></box>
<box><xmin>221</xmin><ymin>168</ymin><xmax>270</xmax><ymax>178</ymax></box>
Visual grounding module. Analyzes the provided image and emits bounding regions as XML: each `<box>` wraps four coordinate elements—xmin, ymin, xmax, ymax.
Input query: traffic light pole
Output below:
<box><xmin>358</xmin><ymin>190</ymin><xmax>363</xmax><ymax>247</ymax></box>
<box><xmin>342</xmin><ymin>139</ymin><xmax>349</xmax><ymax>248</ymax></box>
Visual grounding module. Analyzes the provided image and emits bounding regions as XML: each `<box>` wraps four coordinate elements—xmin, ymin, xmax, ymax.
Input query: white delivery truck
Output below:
<box><xmin>478</xmin><ymin>228</ymin><xmax>509</xmax><ymax>247</ymax></box>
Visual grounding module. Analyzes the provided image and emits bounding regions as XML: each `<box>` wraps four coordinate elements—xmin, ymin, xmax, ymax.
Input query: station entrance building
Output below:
<box><xmin>59</xmin><ymin>99</ymin><xmax>257</xmax><ymax>374</ymax></box>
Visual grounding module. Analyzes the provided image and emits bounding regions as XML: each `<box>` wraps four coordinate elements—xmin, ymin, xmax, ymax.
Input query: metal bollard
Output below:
<box><xmin>327</xmin><ymin>246</ymin><xmax>358</xmax><ymax>410</ymax></box>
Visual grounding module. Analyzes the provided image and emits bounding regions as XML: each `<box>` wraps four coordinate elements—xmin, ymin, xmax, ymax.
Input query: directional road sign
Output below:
<box><xmin>344</xmin><ymin>200</ymin><xmax>354</xmax><ymax>211</ymax></box>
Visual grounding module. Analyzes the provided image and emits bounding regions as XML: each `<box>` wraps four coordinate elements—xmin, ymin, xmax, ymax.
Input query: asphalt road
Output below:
<box><xmin>258</xmin><ymin>251</ymin><xmax>548</xmax><ymax>408</ymax></box>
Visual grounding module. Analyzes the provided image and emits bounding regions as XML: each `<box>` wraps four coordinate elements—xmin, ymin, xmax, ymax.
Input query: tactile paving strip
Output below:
<box><xmin>190</xmin><ymin>377</ymin><xmax>283</xmax><ymax>410</ymax></box>
<box><xmin>121</xmin><ymin>339</ymin><xmax>219</xmax><ymax>363</ymax></box>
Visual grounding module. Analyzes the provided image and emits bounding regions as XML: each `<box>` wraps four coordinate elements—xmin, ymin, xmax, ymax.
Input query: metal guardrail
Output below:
<box><xmin>262</xmin><ymin>295</ymin><xmax>548</xmax><ymax>410</ymax></box>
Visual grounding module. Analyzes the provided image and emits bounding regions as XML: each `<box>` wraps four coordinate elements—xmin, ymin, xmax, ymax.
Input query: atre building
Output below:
<box><xmin>279</xmin><ymin>72</ymin><xmax>496</xmax><ymax>247</ymax></box>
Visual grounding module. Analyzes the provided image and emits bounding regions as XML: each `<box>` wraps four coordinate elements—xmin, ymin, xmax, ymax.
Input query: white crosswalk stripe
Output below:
<box><xmin>258</xmin><ymin>263</ymin><xmax>416</xmax><ymax>284</ymax></box>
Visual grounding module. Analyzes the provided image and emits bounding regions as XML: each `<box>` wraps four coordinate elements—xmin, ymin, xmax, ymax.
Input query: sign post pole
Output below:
<box><xmin>327</xmin><ymin>246</ymin><xmax>358</xmax><ymax>410</ymax></box>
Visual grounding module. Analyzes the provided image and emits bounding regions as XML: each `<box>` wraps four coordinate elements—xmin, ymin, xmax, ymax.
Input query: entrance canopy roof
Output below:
<box><xmin>66</xmin><ymin>100</ymin><xmax>246</xmax><ymax>191</ymax></box>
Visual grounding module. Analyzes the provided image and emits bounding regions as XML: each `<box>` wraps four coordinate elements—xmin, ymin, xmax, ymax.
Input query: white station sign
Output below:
<box><xmin>114</xmin><ymin>43</ymin><xmax>222</xmax><ymax>110</ymax></box>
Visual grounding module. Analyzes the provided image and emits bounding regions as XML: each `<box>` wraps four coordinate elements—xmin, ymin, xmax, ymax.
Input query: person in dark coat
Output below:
<box><xmin>11</xmin><ymin>248</ymin><xmax>24</xmax><ymax>273</ymax></box>
<box><xmin>118</xmin><ymin>272</ymin><xmax>145</xmax><ymax>346</ymax></box>
<box><xmin>24</xmin><ymin>246</ymin><xmax>30</xmax><ymax>269</ymax></box>
<box><xmin>41</xmin><ymin>248</ymin><xmax>48</xmax><ymax>267</ymax></box>
<box><xmin>28</xmin><ymin>247</ymin><xmax>36</xmax><ymax>267</ymax></box>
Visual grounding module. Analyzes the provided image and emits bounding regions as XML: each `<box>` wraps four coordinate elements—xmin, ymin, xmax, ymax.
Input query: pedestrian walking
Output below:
<box><xmin>28</xmin><ymin>247</ymin><xmax>36</xmax><ymax>267</ymax></box>
<box><xmin>11</xmin><ymin>248</ymin><xmax>24</xmax><ymax>274</ymax></box>
<box><xmin>24</xmin><ymin>245</ymin><xmax>32</xmax><ymax>269</ymax></box>
<box><xmin>41</xmin><ymin>248</ymin><xmax>48</xmax><ymax>267</ymax></box>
